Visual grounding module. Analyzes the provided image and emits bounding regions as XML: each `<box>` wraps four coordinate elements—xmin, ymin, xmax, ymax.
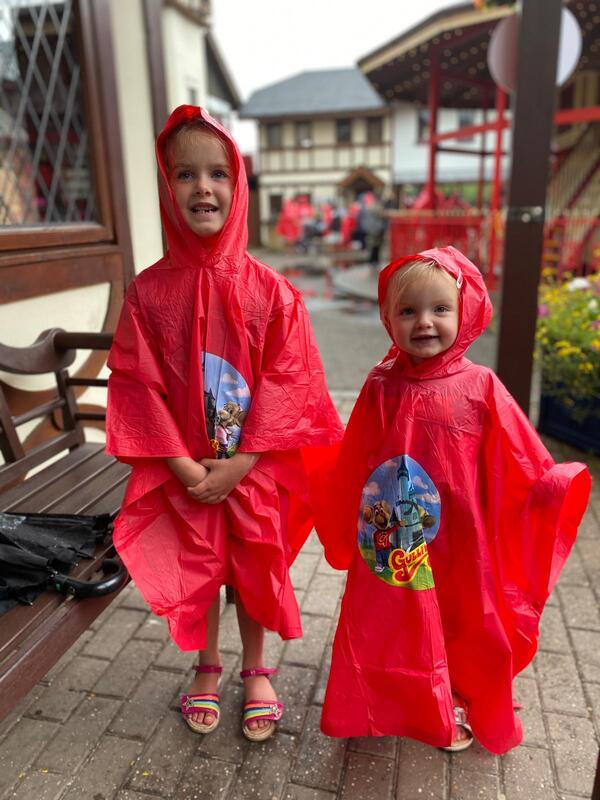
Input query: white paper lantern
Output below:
<box><xmin>487</xmin><ymin>7</ymin><xmax>582</xmax><ymax>93</ymax></box>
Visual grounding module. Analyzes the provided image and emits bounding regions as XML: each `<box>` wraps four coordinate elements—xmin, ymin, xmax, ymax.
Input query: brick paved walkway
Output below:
<box><xmin>0</xmin><ymin>394</ymin><xmax>598</xmax><ymax>800</ymax></box>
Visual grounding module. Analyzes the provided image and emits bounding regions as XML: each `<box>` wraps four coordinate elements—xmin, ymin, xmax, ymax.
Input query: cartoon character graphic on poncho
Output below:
<box><xmin>202</xmin><ymin>353</ymin><xmax>251</xmax><ymax>458</ymax></box>
<box><xmin>359</xmin><ymin>455</ymin><xmax>439</xmax><ymax>589</ymax></box>
<box><xmin>214</xmin><ymin>401</ymin><xmax>248</xmax><ymax>458</ymax></box>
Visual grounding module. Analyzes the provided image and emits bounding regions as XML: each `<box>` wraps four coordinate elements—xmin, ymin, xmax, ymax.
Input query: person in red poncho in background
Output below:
<box><xmin>314</xmin><ymin>246</ymin><xmax>591</xmax><ymax>754</ymax></box>
<box><xmin>106</xmin><ymin>106</ymin><xmax>343</xmax><ymax>743</ymax></box>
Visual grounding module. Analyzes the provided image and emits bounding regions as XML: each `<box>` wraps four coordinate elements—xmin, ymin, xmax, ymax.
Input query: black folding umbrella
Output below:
<box><xmin>0</xmin><ymin>512</ymin><xmax>127</xmax><ymax>616</ymax></box>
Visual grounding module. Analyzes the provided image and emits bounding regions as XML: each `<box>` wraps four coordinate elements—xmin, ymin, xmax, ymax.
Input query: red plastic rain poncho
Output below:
<box><xmin>106</xmin><ymin>106</ymin><xmax>343</xmax><ymax>651</ymax></box>
<box><xmin>316</xmin><ymin>246</ymin><xmax>590</xmax><ymax>754</ymax></box>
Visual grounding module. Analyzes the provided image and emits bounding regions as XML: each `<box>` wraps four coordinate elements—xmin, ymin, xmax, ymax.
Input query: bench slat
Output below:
<box><xmin>83</xmin><ymin>478</ymin><xmax>130</xmax><ymax>516</ymax></box>
<box><xmin>0</xmin><ymin>431</ymin><xmax>83</xmax><ymax>488</ymax></box>
<box><xmin>2</xmin><ymin>447</ymin><xmax>116</xmax><ymax>513</ymax></box>
<box><xmin>0</xmin><ymin>444</ymin><xmax>105</xmax><ymax>511</ymax></box>
<box><xmin>42</xmin><ymin>461</ymin><xmax>130</xmax><ymax>514</ymax></box>
<box><xmin>13</xmin><ymin>397</ymin><xmax>65</xmax><ymax>426</ymax></box>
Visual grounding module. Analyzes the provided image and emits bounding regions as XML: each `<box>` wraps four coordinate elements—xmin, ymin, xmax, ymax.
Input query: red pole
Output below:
<box><xmin>487</xmin><ymin>87</ymin><xmax>507</xmax><ymax>289</ymax></box>
<box><xmin>425</xmin><ymin>49</ymin><xmax>440</xmax><ymax>249</ymax></box>
<box><xmin>477</xmin><ymin>89</ymin><xmax>489</xmax><ymax>212</ymax></box>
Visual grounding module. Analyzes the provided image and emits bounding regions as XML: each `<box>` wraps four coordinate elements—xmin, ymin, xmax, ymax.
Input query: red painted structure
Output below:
<box><xmin>386</xmin><ymin>20</ymin><xmax>600</xmax><ymax>288</ymax></box>
<box><xmin>390</xmin><ymin>102</ymin><xmax>600</xmax><ymax>288</ymax></box>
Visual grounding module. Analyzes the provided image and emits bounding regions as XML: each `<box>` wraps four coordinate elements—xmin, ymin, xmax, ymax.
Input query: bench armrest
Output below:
<box><xmin>0</xmin><ymin>329</ymin><xmax>113</xmax><ymax>375</ymax></box>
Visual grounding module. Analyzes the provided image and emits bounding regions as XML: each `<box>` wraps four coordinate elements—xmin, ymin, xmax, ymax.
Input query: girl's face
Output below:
<box><xmin>168</xmin><ymin>128</ymin><xmax>234</xmax><ymax>237</ymax></box>
<box><xmin>388</xmin><ymin>270</ymin><xmax>459</xmax><ymax>363</ymax></box>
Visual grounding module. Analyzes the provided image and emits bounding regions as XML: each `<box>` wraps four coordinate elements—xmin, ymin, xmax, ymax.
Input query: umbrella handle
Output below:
<box><xmin>50</xmin><ymin>559</ymin><xmax>128</xmax><ymax>598</ymax></box>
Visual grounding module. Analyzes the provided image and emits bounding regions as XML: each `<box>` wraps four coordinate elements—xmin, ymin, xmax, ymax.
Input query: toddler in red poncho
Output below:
<box><xmin>106</xmin><ymin>106</ymin><xmax>343</xmax><ymax>742</ymax></box>
<box><xmin>316</xmin><ymin>248</ymin><xmax>590</xmax><ymax>754</ymax></box>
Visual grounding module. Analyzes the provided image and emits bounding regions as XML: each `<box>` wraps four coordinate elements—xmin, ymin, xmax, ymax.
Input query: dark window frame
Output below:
<box><xmin>0</xmin><ymin>0</ymin><xmax>116</xmax><ymax>252</ymax></box>
<box><xmin>366</xmin><ymin>116</ymin><xmax>383</xmax><ymax>145</ymax></box>
<box><xmin>265</xmin><ymin>122</ymin><xmax>282</xmax><ymax>149</ymax></box>
<box><xmin>336</xmin><ymin>118</ymin><xmax>352</xmax><ymax>145</ymax></box>
<box><xmin>268</xmin><ymin>193</ymin><xmax>283</xmax><ymax>220</ymax></box>
<box><xmin>457</xmin><ymin>110</ymin><xmax>476</xmax><ymax>142</ymax></box>
<box><xmin>416</xmin><ymin>108</ymin><xmax>430</xmax><ymax>144</ymax></box>
<box><xmin>295</xmin><ymin>120</ymin><xmax>312</xmax><ymax>148</ymax></box>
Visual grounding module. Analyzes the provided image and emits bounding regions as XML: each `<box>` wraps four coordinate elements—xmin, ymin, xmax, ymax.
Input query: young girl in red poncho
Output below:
<box><xmin>106</xmin><ymin>106</ymin><xmax>343</xmax><ymax>742</ymax></box>
<box><xmin>316</xmin><ymin>247</ymin><xmax>590</xmax><ymax>754</ymax></box>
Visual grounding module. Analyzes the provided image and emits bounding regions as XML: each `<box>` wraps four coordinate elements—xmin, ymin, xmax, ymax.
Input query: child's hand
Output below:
<box><xmin>188</xmin><ymin>453</ymin><xmax>260</xmax><ymax>504</ymax></box>
<box><xmin>166</xmin><ymin>456</ymin><xmax>209</xmax><ymax>487</ymax></box>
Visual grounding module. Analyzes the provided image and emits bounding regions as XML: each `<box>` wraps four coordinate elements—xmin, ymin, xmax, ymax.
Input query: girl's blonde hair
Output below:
<box><xmin>164</xmin><ymin>119</ymin><xmax>232</xmax><ymax>172</ymax></box>
<box><xmin>382</xmin><ymin>259</ymin><xmax>458</xmax><ymax>320</ymax></box>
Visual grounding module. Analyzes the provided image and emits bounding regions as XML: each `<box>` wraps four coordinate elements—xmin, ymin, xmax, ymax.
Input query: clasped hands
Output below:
<box><xmin>167</xmin><ymin>453</ymin><xmax>260</xmax><ymax>504</ymax></box>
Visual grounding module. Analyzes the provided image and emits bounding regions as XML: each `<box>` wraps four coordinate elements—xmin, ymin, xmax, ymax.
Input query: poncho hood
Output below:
<box><xmin>156</xmin><ymin>104</ymin><xmax>248</xmax><ymax>269</ymax></box>
<box><xmin>378</xmin><ymin>246</ymin><xmax>493</xmax><ymax>379</ymax></box>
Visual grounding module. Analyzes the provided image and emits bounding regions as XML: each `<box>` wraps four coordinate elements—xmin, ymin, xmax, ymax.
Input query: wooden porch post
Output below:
<box><xmin>496</xmin><ymin>0</ymin><xmax>562</xmax><ymax>413</ymax></box>
<box><xmin>487</xmin><ymin>86</ymin><xmax>506</xmax><ymax>290</ymax></box>
<box><xmin>427</xmin><ymin>49</ymin><xmax>440</xmax><ymax>212</ymax></box>
<box><xmin>476</xmin><ymin>91</ymin><xmax>489</xmax><ymax>212</ymax></box>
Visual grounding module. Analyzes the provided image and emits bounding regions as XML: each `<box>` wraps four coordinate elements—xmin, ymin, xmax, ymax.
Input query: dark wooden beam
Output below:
<box><xmin>496</xmin><ymin>0</ymin><xmax>562</xmax><ymax>413</ymax></box>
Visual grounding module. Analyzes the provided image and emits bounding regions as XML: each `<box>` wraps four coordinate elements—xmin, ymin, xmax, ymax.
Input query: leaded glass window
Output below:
<box><xmin>0</xmin><ymin>0</ymin><xmax>97</xmax><ymax>226</ymax></box>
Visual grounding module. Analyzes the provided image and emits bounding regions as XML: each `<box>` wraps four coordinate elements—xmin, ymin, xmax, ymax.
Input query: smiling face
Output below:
<box><xmin>167</xmin><ymin>127</ymin><xmax>234</xmax><ymax>237</ymax></box>
<box><xmin>388</xmin><ymin>269</ymin><xmax>459</xmax><ymax>363</ymax></box>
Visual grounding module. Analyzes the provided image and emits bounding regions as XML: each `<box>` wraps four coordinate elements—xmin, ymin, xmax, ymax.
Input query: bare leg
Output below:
<box><xmin>236</xmin><ymin>592</ymin><xmax>278</xmax><ymax>732</ymax></box>
<box><xmin>188</xmin><ymin>594</ymin><xmax>221</xmax><ymax>726</ymax></box>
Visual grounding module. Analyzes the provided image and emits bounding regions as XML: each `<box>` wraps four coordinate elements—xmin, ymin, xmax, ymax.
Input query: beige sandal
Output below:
<box><xmin>180</xmin><ymin>664</ymin><xmax>222</xmax><ymax>734</ymax></box>
<box><xmin>441</xmin><ymin>706</ymin><xmax>474</xmax><ymax>752</ymax></box>
<box><xmin>240</xmin><ymin>667</ymin><xmax>283</xmax><ymax>742</ymax></box>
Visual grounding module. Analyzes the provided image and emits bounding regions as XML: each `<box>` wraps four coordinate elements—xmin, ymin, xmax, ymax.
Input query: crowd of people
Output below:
<box><xmin>275</xmin><ymin>191</ymin><xmax>392</xmax><ymax>264</ymax></box>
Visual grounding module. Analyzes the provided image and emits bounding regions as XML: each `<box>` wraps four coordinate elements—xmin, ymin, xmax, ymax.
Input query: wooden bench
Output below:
<box><xmin>0</xmin><ymin>329</ymin><xmax>129</xmax><ymax>721</ymax></box>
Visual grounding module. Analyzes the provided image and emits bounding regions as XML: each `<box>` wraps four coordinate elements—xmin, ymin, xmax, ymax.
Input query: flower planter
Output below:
<box><xmin>538</xmin><ymin>392</ymin><xmax>600</xmax><ymax>456</ymax></box>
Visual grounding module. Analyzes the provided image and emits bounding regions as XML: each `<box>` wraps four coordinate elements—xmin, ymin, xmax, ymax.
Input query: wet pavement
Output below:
<box><xmin>0</xmin><ymin>247</ymin><xmax>598</xmax><ymax>800</ymax></box>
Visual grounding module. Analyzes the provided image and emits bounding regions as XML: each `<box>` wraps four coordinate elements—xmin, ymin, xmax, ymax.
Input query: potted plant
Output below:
<box><xmin>536</xmin><ymin>270</ymin><xmax>600</xmax><ymax>455</ymax></box>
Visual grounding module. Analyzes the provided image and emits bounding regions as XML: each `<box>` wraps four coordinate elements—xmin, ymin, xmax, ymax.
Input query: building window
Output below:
<box><xmin>0</xmin><ymin>0</ymin><xmax>98</xmax><ymax>226</ymax></box>
<box><xmin>336</xmin><ymin>118</ymin><xmax>352</xmax><ymax>144</ymax></box>
<box><xmin>188</xmin><ymin>87</ymin><xmax>199</xmax><ymax>106</ymax></box>
<box><xmin>366</xmin><ymin>117</ymin><xmax>383</xmax><ymax>145</ymax></box>
<box><xmin>457</xmin><ymin>110</ymin><xmax>475</xmax><ymax>142</ymax></box>
<box><xmin>269</xmin><ymin>194</ymin><xmax>283</xmax><ymax>220</ymax></box>
<box><xmin>295</xmin><ymin>121</ymin><xmax>312</xmax><ymax>148</ymax></box>
<box><xmin>265</xmin><ymin>123</ymin><xmax>282</xmax><ymax>149</ymax></box>
<box><xmin>417</xmin><ymin>109</ymin><xmax>430</xmax><ymax>143</ymax></box>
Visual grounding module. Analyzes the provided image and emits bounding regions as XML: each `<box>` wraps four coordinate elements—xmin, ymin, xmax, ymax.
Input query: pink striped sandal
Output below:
<box><xmin>180</xmin><ymin>664</ymin><xmax>222</xmax><ymax>734</ymax></box>
<box><xmin>240</xmin><ymin>667</ymin><xmax>284</xmax><ymax>742</ymax></box>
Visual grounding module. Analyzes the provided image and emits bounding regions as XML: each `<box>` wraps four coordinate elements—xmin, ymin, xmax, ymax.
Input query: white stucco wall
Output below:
<box><xmin>163</xmin><ymin>7</ymin><xmax>208</xmax><ymax>111</ymax></box>
<box><xmin>110</xmin><ymin>0</ymin><xmax>163</xmax><ymax>274</ymax></box>
<box><xmin>392</xmin><ymin>102</ymin><xmax>509</xmax><ymax>184</ymax></box>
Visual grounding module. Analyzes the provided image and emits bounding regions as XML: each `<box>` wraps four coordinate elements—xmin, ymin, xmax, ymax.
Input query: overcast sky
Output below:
<box><xmin>211</xmin><ymin>0</ymin><xmax>454</xmax><ymax>152</ymax></box>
